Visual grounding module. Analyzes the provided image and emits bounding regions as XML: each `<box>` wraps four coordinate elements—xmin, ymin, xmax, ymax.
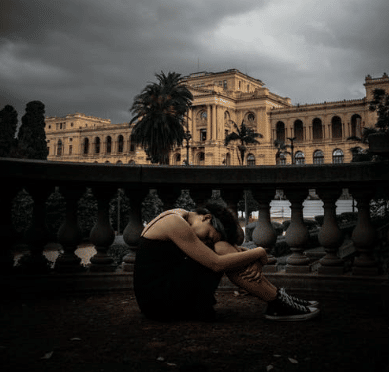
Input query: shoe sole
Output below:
<box><xmin>264</xmin><ymin>307</ymin><xmax>320</xmax><ymax>321</ymax></box>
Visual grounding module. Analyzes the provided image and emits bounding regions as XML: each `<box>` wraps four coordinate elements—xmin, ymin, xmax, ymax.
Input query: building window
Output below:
<box><xmin>294</xmin><ymin>120</ymin><xmax>304</xmax><ymax>142</ymax></box>
<box><xmin>351</xmin><ymin>114</ymin><xmax>362</xmax><ymax>138</ymax></box>
<box><xmin>118</xmin><ymin>135</ymin><xmax>124</xmax><ymax>153</ymax></box>
<box><xmin>106</xmin><ymin>136</ymin><xmax>112</xmax><ymax>154</ymax></box>
<box><xmin>223</xmin><ymin>80</ymin><xmax>227</xmax><ymax>89</ymax></box>
<box><xmin>57</xmin><ymin>140</ymin><xmax>63</xmax><ymax>156</ymax></box>
<box><xmin>276</xmin><ymin>121</ymin><xmax>285</xmax><ymax>142</ymax></box>
<box><xmin>83</xmin><ymin>138</ymin><xmax>89</xmax><ymax>155</ymax></box>
<box><xmin>295</xmin><ymin>151</ymin><xmax>305</xmax><ymax>164</ymax></box>
<box><xmin>276</xmin><ymin>153</ymin><xmax>286</xmax><ymax>165</ymax></box>
<box><xmin>200</xmin><ymin>129</ymin><xmax>207</xmax><ymax>142</ymax></box>
<box><xmin>313</xmin><ymin>150</ymin><xmax>324</xmax><ymax>164</ymax></box>
<box><xmin>69</xmin><ymin>145</ymin><xmax>72</xmax><ymax>155</ymax></box>
<box><xmin>312</xmin><ymin>118</ymin><xmax>323</xmax><ymax>141</ymax></box>
<box><xmin>332</xmin><ymin>116</ymin><xmax>342</xmax><ymax>139</ymax></box>
<box><xmin>247</xmin><ymin>154</ymin><xmax>255</xmax><ymax>166</ymax></box>
<box><xmin>332</xmin><ymin>149</ymin><xmax>344</xmax><ymax>163</ymax></box>
<box><xmin>95</xmin><ymin>137</ymin><xmax>101</xmax><ymax>154</ymax></box>
<box><xmin>197</xmin><ymin>152</ymin><xmax>205</xmax><ymax>165</ymax></box>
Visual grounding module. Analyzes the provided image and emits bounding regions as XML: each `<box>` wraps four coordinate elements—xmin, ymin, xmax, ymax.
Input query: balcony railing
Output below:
<box><xmin>1</xmin><ymin>158</ymin><xmax>388</xmax><ymax>297</ymax></box>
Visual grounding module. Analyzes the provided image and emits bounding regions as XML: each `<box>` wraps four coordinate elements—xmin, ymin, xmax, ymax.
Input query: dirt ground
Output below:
<box><xmin>1</xmin><ymin>290</ymin><xmax>388</xmax><ymax>372</ymax></box>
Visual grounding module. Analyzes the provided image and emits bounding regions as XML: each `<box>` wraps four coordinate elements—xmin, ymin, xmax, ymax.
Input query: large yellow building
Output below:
<box><xmin>45</xmin><ymin>69</ymin><xmax>389</xmax><ymax>165</ymax></box>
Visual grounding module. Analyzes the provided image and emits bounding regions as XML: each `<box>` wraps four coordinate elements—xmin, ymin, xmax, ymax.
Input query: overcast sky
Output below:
<box><xmin>1</xmin><ymin>0</ymin><xmax>388</xmax><ymax>125</ymax></box>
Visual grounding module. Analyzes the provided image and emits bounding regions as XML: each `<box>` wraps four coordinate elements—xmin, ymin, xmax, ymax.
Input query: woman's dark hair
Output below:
<box><xmin>193</xmin><ymin>202</ymin><xmax>242</xmax><ymax>245</ymax></box>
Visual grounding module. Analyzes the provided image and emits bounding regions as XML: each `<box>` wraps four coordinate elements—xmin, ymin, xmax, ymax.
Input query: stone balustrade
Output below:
<box><xmin>1</xmin><ymin>158</ymin><xmax>388</xmax><ymax>295</ymax></box>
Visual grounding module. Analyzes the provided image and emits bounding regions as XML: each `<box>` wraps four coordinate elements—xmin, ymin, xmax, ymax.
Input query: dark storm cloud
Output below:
<box><xmin>0</xmin><ymin>0</ymin><xmax>388</xmax><ymax>124</ymax></box>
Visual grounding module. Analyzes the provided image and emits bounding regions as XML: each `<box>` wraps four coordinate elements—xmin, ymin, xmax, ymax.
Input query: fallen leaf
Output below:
<box><xmin>40</xmin><ymin>351</ymin><xmax>53</xmax><ymax>360</ymax></box>
<box><xmin>273</xmin><ymin>354</ymin><xmax>282</xmax><ymax>358</ymax></box>
<box><xmin>167</xmin><ymin>363</ymin><xmax>177</xmax><ymax>367</ymax></box>
<box><xmin>266</xmin><ymin>365</ymin><xmax>274</xmax><ymax>371</ymax></box>
<box><xmin>70</xmin><ymin>337</ymin><xmax>81</xmax><ymax>341</ymax></box>
<box><xmin>288</xmin><ymin>358</ymin><xmax>298</xmax><ymax>364</ymax></box>
<box><xmin>157</xmin><ymin>356</ymin><xmax>165</xmax><ymax>362</ymax></box>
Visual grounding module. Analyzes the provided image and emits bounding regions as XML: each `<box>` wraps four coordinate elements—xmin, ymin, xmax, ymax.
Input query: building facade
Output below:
<box><xmin>46</xmin><ymin>70</ymin><xmax>389</xmax><ymax>166</ymax></box>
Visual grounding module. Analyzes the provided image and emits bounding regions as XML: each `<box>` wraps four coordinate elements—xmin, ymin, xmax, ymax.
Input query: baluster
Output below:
<box><xmin>317</xmin><ymin>188</ymin><xmax>345</xmax><ymax>275</ymax></box>
<box><xmin>285</xmin><ymin>189</ymin><xmax>311</xmax><ymax>273</ymax></box>
<box><xmin>157</xmin><ymin>187</ymin><xmax>182</xmax><ymax>211</ymax></box>
<box><xmin>220</xmin><ymin>188</ymin><xmax>245</xmax><ymax>245</ymax></box>
<box><xmin>0</xmin><ymin>185</ymin><xmax>21</xmax><ymax>273</ymax></box>
<box><xmin>251</xmin><ymin>188</ymin><xmax>278</xmax><ymax>272</ymax></box>
<box><xmin>22</xmin><ymin>184</ymin><xmax>54</xmax><ymax>273</ymax></box>
<box><xmin>189</xmin><ymin>188</ymin><xmax>212</xmax><ymax>208</ymax></box>
<box><xmin>89</xmin><ymin>186</ymin><xmax>116</xmax><ymax>272</ymax></box>
<box><xmin>351</xmin><ymin>189</ymin><xmax>379</xmax><ymax>276</ymax></box>
<box><xmin>55</xmin><ymin>186</ymin><xmax>84</xmax><ymax>272</ymax></box>
<box><xmin>122</xmin><ymin>188</ymin><xmax>149</xmax><ymax>272</ymax></box>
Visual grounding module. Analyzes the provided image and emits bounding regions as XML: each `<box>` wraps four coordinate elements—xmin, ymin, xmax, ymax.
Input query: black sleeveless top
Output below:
<box><xmin>133</xmin><ymin>211</ymin><xmax>223</xmax><ymax>321</ymax></box>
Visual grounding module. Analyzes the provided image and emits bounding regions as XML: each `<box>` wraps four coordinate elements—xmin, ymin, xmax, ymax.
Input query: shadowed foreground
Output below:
<box><xmin>1</xmin><ymin>290</ymin><xmax>388</xmax><ymax>372</ymax></box>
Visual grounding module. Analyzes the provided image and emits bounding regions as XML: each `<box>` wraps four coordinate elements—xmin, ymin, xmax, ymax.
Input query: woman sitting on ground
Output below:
<box><xmin>133</xmin><ymin>202</ymin><xmax>319</xmax><ymax>322</ymax></box>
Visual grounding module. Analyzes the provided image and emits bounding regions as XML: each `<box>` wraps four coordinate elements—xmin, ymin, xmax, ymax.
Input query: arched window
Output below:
<box><xmin>128</xmin><ymin>160</ymin><xmax>136</xmax><ymax>165</ymax></box>
<box><xmin>312</xmin><ymin>118</ymin><xmax>323</xmax><ymax>141</ymax></box>
<box><xmin>295</xmin><ymin>151</ymin><xmax>305</xmax><ymax>165</ymax></box>
<box><xmin>276</xmin><ymin>153</ymin><xmax>287</xmax><ymax>165</ymax></box>
<box><xmin>247</xmin><ymin>154</ymin><xmax>255</xmax><ymax>166</ymax></box>
<box><xmin>224</xmin><ymin>111</ymin><xmax>230</xmax><ymax>123</ymax></box>
<box><xmin>245</xmin><ymin>112</ymin><xmax>255</xmax><ymax>126</ymax></box>
<box><xmin>94</xmin><ymin>137</ymin><xmax>101</xmax><ymax>154</ymax></box>
<box><xmin>313</xmin><ymin>150</ymin><xmax>324</xmax><ymax>164</ymax></box>
<box><xmin>83</xmin><ymin>138</ymin><xmax>89</xmax><ymax>155</ymax></box>
<box><xmin>57</xmin><ymin>140</ymin><xmax>63</xmax><ymax>156</ymax></box>
<box><xmin>117</xmin><ymin>135</ymin><xmax>124</xmax><ymax>153</ymax></box>
<box><xmin>106</xmin><ymin>136</ymin><xmax>112</xmax><ymax>154</ymax></box>
<box><xmin>173</xmin><ymin>153</ymin><xmax>181</xmax><ymax>165</ymax></box>
<box><xmin>276</xmin><ymin>121</ymin><xmax>285</xmax><ymax>142</ymax></box>
<box><xmin>116</xmin><ymin>160</ymin><xmax>123</xmax><ymax>165</ymax></box>
<box><xmin>197</xmin><ymin>152</ymin><xmax>205</xmax><ymax>165</ymax></box>
<box><xmin>294</xmin><ymin>120</ymin><xmax>304</xmax><ymax>142</ymax></box>
<box><xmin>351</xmin><ymin>114</ymin><xmax>362</xmax><ymax>138</ymax></box>
<box><xmin>332</xmin><ymin>149</ymin><xmax>344</xmax><ymax>164</ymax></box>
<box><xmin>332</xmin><ymin>116</ymin><xmax>342</xmax><ymax>139</ymax></box>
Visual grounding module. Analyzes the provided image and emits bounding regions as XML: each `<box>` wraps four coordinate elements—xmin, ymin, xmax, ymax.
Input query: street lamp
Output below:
<box><xmin>183</xmin><ymin>129</ymin><xmax>192</xmax><ymax>166</ymax></box>
<box><xmin>287</xmin><ymin>136</ymin><xmax>296</xmax><ymax>164</ymax></box>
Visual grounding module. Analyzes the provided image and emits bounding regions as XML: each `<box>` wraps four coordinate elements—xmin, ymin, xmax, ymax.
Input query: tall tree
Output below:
<box><xmin>224</xmin><ymin>120</ymin><xmax>263</xmax><ymax>165</ymax></box>
<box><xmin>17</xmin><ymin>101</ymin><xmax>48</xmax><ymax>160</ymax></box>
<box><xmin>129</xmin><ymin>71</ymin><xmax>193</xmax><ymax>164</ymax></box>
<box><xmin>0</xmin><ymin>105</ymin><xmax>18</xmax><ymax>157</ymax></box>
<box><xmin>273</xmin><ymin>139</ymin><xmax>292</xmax><ymax>164</ymax></box>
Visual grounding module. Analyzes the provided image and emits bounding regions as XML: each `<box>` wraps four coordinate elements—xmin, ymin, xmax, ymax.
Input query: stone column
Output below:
<box><xmin>55</xmin><ymin>186</ymin><xmax>84</xmax><ymax>272</ymax></box>
<box><xmin>212</xmin><ymin>104</ymin><xmax>217</xmax><ymax>141</ymax></box>
<box><xmin>22</xmin><ymin>184</ymin><xmax>54</xmax><ymax>273</ymax></box>
<box><xmin>89</xmin><ymin>186</ymin><xmax>116</xmax><ymax>272</ymax></box>
<box><xmin>158</xmin><ymin>187</ymin><xmax>182</xmax><ymax>211</ymax></box>
<box><xmin>351</xmin><ymin>189</ymin><xmax>379</xmax><ymax>276</ymax></box>
<box><xmin>207</xmin><ymin>105</ymin><xmax>212</xmax><ymax>140</ymax></box>
<box><xmin>285</xmin><ymin>189</ymin><xmax>311</xmax><ymax>273</ymax></box>
<box><xmin>252</xmin><ymin>188</ymin><xmax>278</xmax><ymax>272</ymax></box>
<box><xmin>317</xmin><ymin>188</ymin><xmax>345</xmax><ymax>275</ymax></box>
<box><xmin>190</xmin><ymin>188</ymin><xmax>212</xmax><ymax>209</ymax></box>
<box><xmin>122</xmin><ymin>188</ymin><xmax>149</xmax><ymax>272</ymax></box>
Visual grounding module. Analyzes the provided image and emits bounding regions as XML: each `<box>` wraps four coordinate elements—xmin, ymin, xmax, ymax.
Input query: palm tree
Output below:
<box><xmin>129</xmin><ymin>71</ymin><xmax>193</xmax><ymax>164</ymax></box>
<box><xmin>224</xmin><ymin>120</ymin><xmax>263</xmax><ymax>233</ymax></box>
<box><xmin>273</xmin><ymin>139</ymin><xmax>292</xmax><ymax>164</ymax></box>
<box><xmin>224</xmin><ymin>120</ymin><xmax>263</xmax><ymax>165</ymax></box>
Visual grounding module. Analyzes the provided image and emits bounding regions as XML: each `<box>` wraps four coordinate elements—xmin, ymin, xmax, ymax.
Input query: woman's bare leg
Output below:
<box><xmin>214</xmin><ymin>242</ymin><xmax>277</xmax><ymax>302</ymax></box>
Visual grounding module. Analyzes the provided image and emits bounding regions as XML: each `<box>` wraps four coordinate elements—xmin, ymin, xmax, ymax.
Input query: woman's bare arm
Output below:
<box><xmin>161</xmin><ymin>215</ymin><xmax>265</xmax><ymax>272</ymax></box>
